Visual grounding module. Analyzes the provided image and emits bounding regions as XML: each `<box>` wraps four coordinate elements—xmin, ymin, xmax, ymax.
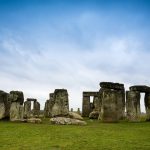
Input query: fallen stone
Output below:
<box><xmin>68</xmin><ymin>112</ymin><xmax>83</xmax><ymax>120</ymax></box>
<box><xmin>50</xmin><ymin>117</ymin><xmax>87</xmax><ymax>125</ymax></box>
<box><xmin>89</xmin><ymin>111</ymin><xmax>99</xmax><ymax>119</ymax></box>
<box><xmin>100</xmin><ymin>82</ymin><xmax>124</xmax><ymax>90</ymax></box>
<box><xmin>27</xmin><ymin>118</ymin><xmax>42</xmax><ymax>124</ymax></box>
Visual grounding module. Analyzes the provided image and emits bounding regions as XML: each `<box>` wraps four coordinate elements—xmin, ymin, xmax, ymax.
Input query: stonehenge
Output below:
<box><xmin>0</xmin><ymin>82</ymin><xmax>150</xmax><ymax>124</ymax></box>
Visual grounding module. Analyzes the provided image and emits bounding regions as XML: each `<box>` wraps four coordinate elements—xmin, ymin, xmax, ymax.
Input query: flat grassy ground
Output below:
<box><xmin>0</xmin><ymin>119</ymin><xmax>150</xmax><ymax>150</ymax></box>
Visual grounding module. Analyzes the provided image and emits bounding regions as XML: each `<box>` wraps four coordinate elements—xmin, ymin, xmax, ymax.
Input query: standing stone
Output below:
<box><xmin>33</xmin><ymin>100</ymin><xmax>40</xmax><ymax>117</ymax></box>
<box><xmin>82</xmin><ymin>96</ymin><xmax>90</xmax><ymax>117</ymax></box>
<box><xmin>144</xmin><ymin>93</ymin><xmax>150</xmax><ymax>121</ymax></box>
<box><xmin>100</xmin><ymin>89</ymin><xmax>119</xmax><ymax>122</ymax></box>
<box><xmin>9</xmin><ymin>91</ymin><xmax>24</xmax><ymax>121</ymax></box>
<box><xmin>10</xmin><ymin>102</ymin><xmax>24</xmax><ymax>121</ymax></box>
<box><xmin>51</xmin><ymin>89</ymin><xmax>69</xmax><ymax>117</ymax></box>
<box><xmin>70</xmin><ymin>108</ymin><xmax>73</xmax><ymax>112</ymax></box>
<box><xmin>24</xmin><ymin>100</ymin><xmax>31</xmax><ymax>118</ymax></box>
<box><xmin>44</xmin><ymin>100</ymin><xmax>50</xmax><ymax>117</ymax></box>
<box><xmin>126</xmin><ymin>91</ymin><xmax>141</xmax><ymax>122</ymax></box>
<box><xmin>116</xmin><ymin>90</ymin><xmax>125</xmax><ymax>120</ymax></box>
<box><xmin>0</xmin><ymin>91</ymin><xmax>10</xmax><ymax>119</ymax></box>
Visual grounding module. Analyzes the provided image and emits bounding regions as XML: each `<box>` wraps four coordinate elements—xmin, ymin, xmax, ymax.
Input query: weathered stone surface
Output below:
<box><xmin>117</xmin><ymin>90</ymin><xmax>125</xmax><ymax>120</ymax></box>
<box><xmin>27</xmin><ymin>98</ymin><xmax>37</xmax><ymax>102</ymax></box>
<box><xmin>33</xmin><ymin>101</ymin><xmax>40</xmax><ymax>117</ymax></box>
<box><xmin>93</xmin><ymin>96</ymin><xmax>101</xmax><ymax>112</ymax></box>
<box><xmin>83</xmin><ymin>92</ymin><xmax>99</xmax><ymax>97</ymax></box>
<box><xmin>10</xmin><ymin>102</ymin><xmax>24</xmax><ymax>121</ymax></box>
<box><xmin>0</xmin><ymin>91</ymin><xmax>10</xmax><ymax>118</ymax></box>
<box><xmin>24</xmin><ymin>100</ymin><xmax>31</xmax><ymax>118</ymax></box>
<box><xmin>100</xmin><ymin>82</ymin><xmax>124</xmax><ymax>90</ymax></box>
<box><xmin>27</xmin><ymin>118</ymin><xmax>42</xmax><ymax>123</ymax></box>
<box><xmin>89</xmin><ymin>111</ymin><xmax>99</xmax><ymax>119</ymax></box>
<box><xmin>144</xmin><ymin>93</ymin><xmax>150</xmax><ymax>121</ymax></box>
<box><xmin>9</xmin><ymin>91</ymin><xmax>24</xmax><ymax>105</ymax></box>
<box><xmin>130</xmin><ymin>85</ymin><xmax>150</xmax><ymax>93</ymax></box>
<box><xmin>99</xmin><ymin>89</ymin><xmax>119</xmax><ymax>122</ymax></box>
<box><xmin>51</xmin><ymin>89</ymin><xmax>69</xmax><ymax>117</ymax></box>
<box><xmin>68</xmin><ymin>112</ymin><xmax>83</xmax><ymax>120</ymax></box>
<box><xmin>50</xmin><ymin>117</ymin><xmax>87</xmax><ymax>125</ymax></box>
<box><xmin>126</xmin><ymin>91</ymin><xmax>141</xmax><ymax>122</ymax></box>
<box><xmin>0</xmin><ymin>103</ymin><xmax>5</xmax><ymax>119</ymax></box>
<box><xmin>82</xmin><ymin>96</ymin><xmax>90</xmax><ymax>117</ymax></box>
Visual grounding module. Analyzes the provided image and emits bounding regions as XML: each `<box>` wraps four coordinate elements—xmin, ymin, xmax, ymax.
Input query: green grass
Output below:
<box><xmin>0</xmin><ymin>119</ymin><xmax>150</xmax><ymax>150</ymax></box>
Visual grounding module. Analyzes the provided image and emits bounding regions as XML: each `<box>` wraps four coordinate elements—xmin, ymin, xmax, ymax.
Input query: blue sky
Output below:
<box><xmin>0</xmin><ymin>0</ymin><xmax>150</xmax><ymax>111</ymax></box>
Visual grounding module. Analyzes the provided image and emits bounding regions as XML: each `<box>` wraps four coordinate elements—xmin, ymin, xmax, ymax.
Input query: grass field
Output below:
<box><xmin>0</xmin><ymin>119</ymin><xmax>150</xmax><ymax>150</ymax></box>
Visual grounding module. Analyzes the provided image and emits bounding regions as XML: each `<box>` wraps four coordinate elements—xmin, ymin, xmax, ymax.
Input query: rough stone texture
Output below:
<box><xmin>99</xmin><ymin>89</ymin><xmax>119</xmax><ymax>122</ymax></box>
<box><xmin>82</xmin><ymin>96</ymin><xmax>90</xmax><ymax>117</ymax></box>
<box><xmin>93</xmin><ymin>96</ymin><xmax>101</xmax><ymax>112</ymax></box>
<box><xmin>0</xmin><ymin>103</ymin><xmax>5</xmax><ymax>119</ymax></box>
<box><xmin>33</xmin><ymin>101</ymin><xmax>40</xmax><ymax>117</ymax></box>
<box><xmin>83</xmin><ymin>92</ymin><xmax>99</xmax><ymax>97</ymax></box>
<box><xmin>126</xmin><ymin>91</ymin><xmax>141</xmax><ymax>122</ymax></box>
<box><xmin>68</xmin><ymin>112</ymin><xmax>83</xmax><ymax>120</ymax></box>
<box><xmin>10</xmin><ymin>102</ymin><xmax>24</xmax><ymax>121</ymax></box>
<box><xmin>117</xmin><ymin>90</ymin><xmax>125</xmax><ymax>120</ymax></box>
<box><xmin>130</xmin><ymin>85</ymin><xmax>150</xmax><ymax>93</ymax></box>
<box><xmin>0</xmin><ymin>91</ymin><xmax>10</xmax><ymax>119</ymax></box>
<box><xmin>27</xmin><ymin>118</ymin><xmax>42</xmax><ymax>123</ymax></box>
<box><xmin>144</xmin><ymin>93</ymin><xmax>150</xmax><ymax>121</ymax></box>
<box><xmin>24</xmin><ymin>100</ymin><xmax>31</xmax><ymax>118</ymax></box>
<box><xmin>89</xmin><ymin>111</ymin><xmax>99</xmax><ymax>119</ymax></box>
<box><xmin>100</xmin><ymin>82</ymin><xmax>124</xmax><ymax>90</ymax></box>
<box><xmin>51</xmin><ymin>89</ymin><xmax>69</xmax><ymax>117</ymax></box>
<box><xmin>27</xmin><ymin>98</ymin><xmax>37</xmax><ymax>102</ymax></box>
<box><xmin>50</xmin><ymin>117</ymin><xmax>87</xmax><ymax>125</ymax></box>
<box><xmin>44</xmin><ymin>93</ymin><xmax>55</xmax><ymax>118</ymax></box>
<box><xmin>9</xmin><ymin>91</ymin><xmax>24</xmax><ymax>105</ymax></box>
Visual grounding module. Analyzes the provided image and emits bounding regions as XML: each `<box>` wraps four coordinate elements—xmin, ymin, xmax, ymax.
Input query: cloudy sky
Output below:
<box><xmin>0</xmin><ymin>0</ymin><xmax>150</xmax><ymax>111</ymax></box>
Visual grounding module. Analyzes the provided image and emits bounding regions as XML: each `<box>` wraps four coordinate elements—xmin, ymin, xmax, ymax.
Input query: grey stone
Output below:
<box><xmin>24</xmin><ymin>100</ymin><xmax>31</xmax><ymax>118</ymax></box>
<box><xmin>10</xmin><ymin>102</ymin><xmax>24</xmax><ymax>121</ymax></box>
<box><xmin>100</xmin><ymin>82</ymin><xmax>124</xmax><ymax>90</ymax></box>
<box><xmin>68</xmin><ymin>112</ymin><xmax>83</xmax><ymax>120</ymax></box>
<box><xmin>99</xmin><ymin>89</ymin><xmax>119</xmax><ymax>122</ymax></box>
<box><xmin>129</xmin><ymin>85</ymin><xmax>150</xmax><ymax>93</ymax></box>
<box><xmin>27</xmin><ymin>118</ymin><xmax>42</xmax><ymax>123</ymax></box>
<box><xmin>51</xmin><ymin>89</ymin><xmax>69</xmax><ymax>117</ymax></box>
<box><xmin>82</xmin><ymin>96</ymin><xmax>90</xmax><ymax>117</ymax></box>
<box><xmin>126</xmin><ymin>91</ymin><xmax>141</xmax><ymax>122</ymax></box>
<box><xmin>50</xmin><ymin>117</ymin><xmax>87</xmax><ymax>125</ymax></box>
<box><xmin>9</xmin><ymin>91</ymin><xmax>24</xmax><ymax>105</ymax></box>
<box><xmin>89</xmin><ymin>111</ymin><xmax>99</xmax><ymax>119</ymax></box>
<box><xmin>144</xmin><ymin>93</ymin><xmax>150</xmax><ymax>121</ymax></box>
<box><xmin>33</xmin><ymin>101</ymin><xmax>40</xmax><ymax>117</ymax></box>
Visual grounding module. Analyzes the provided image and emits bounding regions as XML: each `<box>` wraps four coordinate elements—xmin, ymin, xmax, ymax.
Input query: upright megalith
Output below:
<box><xmin>0</xmin><ymin>91</ymin><xmax>9</xmax><ymax>119</ymax></box>
<box><xmin>51</xmin><ymin>89</ymin><xmax>69</xmax><ymax>117</ymax></box>
<box><xmin>9</xmin><ymin>91</ymin><xmax>24</xmax><ymax>121</ymax></box>
<box><xmin>33</xmin><ymin>100</ymin><xmax>40</xmax><ymax>117</ymax></box>
<box><xmin>144</xmin><ymin>93</ymin><xmax>150</xmax><ymax>121</ymax></box>
<box><xmin>126</xmin><ymin>91</ymin><xmax>141</xmax><ymax>122</ymax></box>
<box><xmin>24</xmin><ymin>100</ymin><xmax>31</xmax><ymax>118</ymax></box>
<box><xmin>82</xmin><ymin>95</ymin><xmax>90</xmax><ymax>117</ymax></box>
<box><xmin>100</xmin><ymin>89</ymin><xmax>119</xmax><ymax>122</ymax></box>
<box><xmin>99</xmin><ymin>82</ymin><xmax>125</xmax><ymax>122</ymax></box>
<box><xmin>44</xmin><ymin>93</ymin><xmax>55</xmax><ymax>117</ymax></box>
